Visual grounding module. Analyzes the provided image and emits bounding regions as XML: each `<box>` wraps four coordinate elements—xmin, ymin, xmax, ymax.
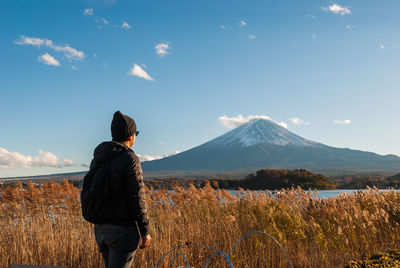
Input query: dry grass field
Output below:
<box><xmin>0</xmin><ymin>180</ymin><xmax>399</xmax><ymax>267</ymax></box>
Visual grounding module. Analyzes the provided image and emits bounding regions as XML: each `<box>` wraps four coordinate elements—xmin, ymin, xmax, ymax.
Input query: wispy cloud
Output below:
<box><xmin>380</xmin><ymin>44</ymin><xmax>385</xmax><ymax>49</ymax></box>
<box><xmin>333</xmin><ymin>119</ymin><xmax>351</xmax><ymax>125</ymax></box>
<box><xmin>155</xmin><ymin>43</ymin><xmax>170</xmax><ymax>57</ymax></box>
<box><xmin>138</xmin><ymin>151</ymin><xmax>181</xmax><ymax>162</ymax></box>
<box><xmin>322</xmin><ymin>4</ymin><xmax>351</xmax><ymax>15</ymax></box>
<box><xmin>15</xmin><ymin>35</ymin><xmax>85</xmax><ymax>61</ymax></box>
<box><xmin>312</xmin><ymin>34</ymin><xmax>317</xmax><ymax>39</ymax></box>
<box><xmin>86</xmin><ymin>12</ymin><xmax>129</xmax><ymax>31</ymax></box>
<box><xmin>305</xmin><ymin>14</ymin><xmax>316</xmax><ymax>19</ymax></box>
<box><xmin>218</xmin><ymin>114</ymin><xmax>288</xmax><ymax>129</ymax></box>
<box><xmin>138</xmin><ymin>154</ymin><xmax>162</xmax><ymax>162</ymax></box>
<box><xmin>290</xmin><ymin>117</ymin><xmax>310</xmax><ymax>126</ymax></box>
<box><xmin>63</xmin><ymin>159</ymin><xmax>74</xmax><ymax>166</ymax></box>
<box><xmin>248</xmin><ymin>34</ymin><xmax>256</xmax><ymax>39</ymax></box>
<box><xmin>122</xmin><ymin>21</ymin><xmax>131</xmax><ymax>29</ymax></box>
<box><xmin>238</xmin><ymin>20</ymin><xmax>247</xmax><ymax>27</ymax></box>
<box><xmin>0</xmin><ymin>148</ymin><xmax>73</xmax><ymax>169</ymax></box>
<box><xmin>84</xmin><ymin>8</ymin><xmax>94</xmax><ymax>16</ymax></box>
<box><xmin>127</xmin><ymin>63</ymin><xmax>154</xmax><ymax>81</ymax></box>
<box><xmin>38</xmin><ymin>53</ymin><xmax>60</xmax><ymax>66</ymax></box>
<box><xmin>220</xmin><ymin>25</ymin><xmax>226</xmax><ymax>29</ymax></box>
<box><xmin>14</xmin><ymin>36</ymin><xmax>44</xmax><ymax>46</ymax></box>
<box><xmin>101</xmin><ymin>18</ymin><xmax>109</xmax><ymax>25</ymax></box>
<box><xmin>346</xmin><ymin>24</ymin><xmax>353</xmax><ymax>30</ymax></box>
<box><xmin>47</xmin><ymin>41</ymin><xmax>84</xmax><ymax>60</ymax></box>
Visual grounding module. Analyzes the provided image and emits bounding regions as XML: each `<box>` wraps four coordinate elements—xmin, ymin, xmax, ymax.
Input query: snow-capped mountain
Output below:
<box><xmin>142</xmin><ymin>118</ymin><xmax>400</xmax><ymax>174</ymax></box>
<box><xmin>208</xmin><ymin>119</ymin><xmax>319</xmax><ymax>147</ymax></box>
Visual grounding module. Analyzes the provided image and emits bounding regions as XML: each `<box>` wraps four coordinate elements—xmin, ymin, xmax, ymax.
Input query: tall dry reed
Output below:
<box><xmin>0</xmin><ymin>180</ymin><xmax>399</xmax><ymax>267</ymax></box>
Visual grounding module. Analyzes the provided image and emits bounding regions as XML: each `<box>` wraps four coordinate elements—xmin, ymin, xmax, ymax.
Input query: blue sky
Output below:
<box><xmin>1</xmin><ymin>0</ymin><xmax>400</xmax><ymax>177</ymax></box>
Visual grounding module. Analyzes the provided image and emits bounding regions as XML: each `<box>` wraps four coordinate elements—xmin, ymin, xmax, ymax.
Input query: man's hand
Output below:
<box><xmin>140</xmin><ymin>234</ymin><xmax>151</xmax><ymax>249</ymax></box>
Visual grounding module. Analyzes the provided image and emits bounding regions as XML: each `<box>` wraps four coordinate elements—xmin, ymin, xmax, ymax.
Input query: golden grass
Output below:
<box><xmin>345</xmin><ymin>250</ymin><xmax>400</xmax><ymax>267</ymax></box>
<box><xmin>0</xmin><ymin>180</ymin><xmax>399</xmax><ymax>267</ymax></box>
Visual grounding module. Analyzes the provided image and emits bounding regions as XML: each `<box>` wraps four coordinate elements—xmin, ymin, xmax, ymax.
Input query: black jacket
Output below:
<box><xmin>89</xmin><ymin>141</ymin><xmax>149</xmax><ymax>236</ymax></box>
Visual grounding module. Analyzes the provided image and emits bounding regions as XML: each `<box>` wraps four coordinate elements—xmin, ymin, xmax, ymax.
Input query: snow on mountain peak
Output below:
<box><xmin>210</xmin><ymin>118</ymin><xmax>318</xmax><ymax>147</ymax></box>
<box><xmin>218</xmin><ymin>114</ymin><xmax>288</xmax><ymax>129</ymax></box>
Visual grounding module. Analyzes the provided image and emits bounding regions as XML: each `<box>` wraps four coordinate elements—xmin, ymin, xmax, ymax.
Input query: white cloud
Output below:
<box><xmin>220</xmin><ymin>25</ymin><xmax>226</xmax><ymax>29</ymax></box>
<box><xmin>84</xmin><ymin>8</ymin><xmax>94</xmax><ymax>16</ymax></box>
<box><xmin>71</xmin><ymin>65</ymin><xmax>78</xmax><ymax>70</ymax></box>
<box><xmin>138</xmin><ymin>151</ymin><xmax>181</xmax><ymax>162</ymax></box>
<box><xmin>333</xmin><ymin>119</ymin><xmax>351</xmax><ymax>125</ymax></box>
<box><xmin>63</xmin><ymin>158</ymin><xmax>74</xmax><ymax>166</ymax></box>
<box><xmin>122</xmin><ymin>21</ymin><xmax>131</xmax><ymax>29</ymax></box>
<box><xmin>38</xmin><ymin>53</ymin><xmax>60</xmax><ymax>66</ymax></box>
<box><xmin>44</xmin><ymin>40</ymin><xmax>84</xmax><ymax>60</ymax></box>
<box><xmin>127</xmin><ymin>63</ymin><xmax>154</xmax><ymax>81</ymax></box>
<box><xmin>155</xmin><ymin>43</ymin><xmax>170</xmax><ymax>57</ymax></box>
<box><xmin>0</xmin><ymin>148</ymin><xmax>71</xmax><ymax>169</ymax></box>
<box><xmin>238</xmin><ymin>20</ymin><xmax>247</xmax><ymax>27</ymax></box>
<box><xmin>218</xmin><ymin>114</ymin><xmax>288</xmax><ymax>129</ymax></box>
<box><xmin>322</xmin><ymin>4</ymin><xmax>351</xmax><ymax>15</ymax></box>
<box><xmin>380</xmin><ymin>44</ymin><xmax>385</xmax><ymax>49</ymax></box>
<box><xmin>138</xmin><ymin>154</ymin><xmax>162</xmax><ymax>162</ymax></box>
<box><xmin>312</xmin><ymin>34</ymin><xmax>317</xmax><ymax>39</ymax></box>
<box><xmin>33</xmin><ymin>150</ymin><xmax>59</xmax><ymax>167</ymax></box>
<box><xmin>219</xmin><ymin>115</ymin><xmax>252</xmax><ymax>129</ymax></box>
<box><xmin>101</xmin><ymin>18</ymin><xmax>109</xmax><ymax>25</ymax></box>
<box><xmin>15</xmin><ymin>35</ymin><xmax>85</xmax><ymax>61</ymax></box>
<box><xmin>290</xmin><ymin>117</ymin><xmax>310</xmax><ymax>126</ymax></box>
<box><xmin>305</xmin><ymin>14</ymin><xmax>316</xmax><ymax>19</ymax></box>
<box><xmin>14</xmin><ymin>36</ymin><xmax>44</xmax><ymax>46</ymax></box>
<box><xmin>346</xmin><ymin>24</ymin><xmax>353</xmax><ymax>30</ymax></box>
<box><xmin>248</xmin><ymin>34</ymin><xmax>256</xmax><ymax>39</ymax></box>
<box><xmin>0</xmin><ymin>148</ymin><xmax>35</xmax><ymax>168</ymax></box>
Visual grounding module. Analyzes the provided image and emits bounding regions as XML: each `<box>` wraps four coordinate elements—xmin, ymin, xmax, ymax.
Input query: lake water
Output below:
<box><xmin>227</xmin><ymin>189</ymin><xmax>400</xmax><ymax>199</ymax></box>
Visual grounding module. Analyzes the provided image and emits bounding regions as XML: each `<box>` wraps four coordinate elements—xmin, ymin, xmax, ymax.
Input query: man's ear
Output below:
<box><xmin>127</xmin><ymin>136</ymin><xmax>134</xmax><ymax>141</ymax></box>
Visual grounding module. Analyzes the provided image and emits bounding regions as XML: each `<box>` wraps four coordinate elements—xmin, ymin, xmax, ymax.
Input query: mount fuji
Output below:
<box><xmin>141</xmin><ymin>119</ymin><xmax>400</xmax><ymax>174</ymax></box>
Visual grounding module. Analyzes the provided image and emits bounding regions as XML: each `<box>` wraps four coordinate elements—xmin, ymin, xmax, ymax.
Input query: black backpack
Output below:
<box><xmin>80</xmin><ymin>153</ymin><xmax>123</xmax><ymax>224</ymax></box>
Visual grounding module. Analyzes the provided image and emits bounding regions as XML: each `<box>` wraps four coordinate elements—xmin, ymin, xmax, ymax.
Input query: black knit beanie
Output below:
<box><xmin>111</xmin><ymin>111</ymin><xmax>137</xmax><ymax>141</ymax></box>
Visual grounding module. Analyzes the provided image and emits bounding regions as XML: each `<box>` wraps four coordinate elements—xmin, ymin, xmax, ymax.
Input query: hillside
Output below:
<box><xmin>142</xmin><ymin>169</ymin><xmax>336</xmax><ymax>190</ymax></box>
<box><xmin>214</xmin><ymin>169</ymin><xmax>336</xmax><ymax>190</ymax></box>
<box><xmin>142</xmin><ymin>119</ymin><xmax>400</xmax><ymax>174</ymax></box>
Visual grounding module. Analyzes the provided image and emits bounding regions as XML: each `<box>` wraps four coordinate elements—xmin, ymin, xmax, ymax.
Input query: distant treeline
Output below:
<box><xmin>143</xmin><ymin>169</ymin><xmax>400</xmax><ymax>190</ymax></box>
<box><xmin>2</xmin><ymin>169</ymin><xmax>400</xmax><ymax>190</ymax></box>
<box><xmin>143</xmin><ymin>169</ymin><xmax>335</xmax><ymax>190</ymax></box>
<box><xmin>215</xmin><ymin>169</ymin><xmax>336</xmax><ymax>190</ymax></box>
<box><xmin>332</xmin><ymin>173</ymin><xmax>400</xmax><ymax>189</ymax></box>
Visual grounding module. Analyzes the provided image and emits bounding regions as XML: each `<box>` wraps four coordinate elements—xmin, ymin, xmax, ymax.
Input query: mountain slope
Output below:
<box><xmin>142</xmin><ymin>119</ymin><xmax>400</xmax><ymax>173</ymax></box>
<box><xmin>208</xmin><ymin>119</ymin><xmax>319</xmax><ymax>147</ymax></box>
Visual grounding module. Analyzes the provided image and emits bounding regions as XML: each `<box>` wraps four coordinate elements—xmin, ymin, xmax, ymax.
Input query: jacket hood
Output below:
<box><xmin>93</xmin><ymin>141</ymin><xmax>130</xmax><ymax>162</ymax></box>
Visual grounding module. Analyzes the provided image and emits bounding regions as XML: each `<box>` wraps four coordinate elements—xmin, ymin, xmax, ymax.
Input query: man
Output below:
<box><xmin>90</xmin><ymin>111</ymin><xmax>151</xmax><ymax>268</ymax></box>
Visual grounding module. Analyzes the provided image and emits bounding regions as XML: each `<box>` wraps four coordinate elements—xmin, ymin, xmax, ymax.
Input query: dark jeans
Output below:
<box><xmin>94</xmin><ymin>224</ymin><xmax>140</xmax><ymax>268</ymax></box>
